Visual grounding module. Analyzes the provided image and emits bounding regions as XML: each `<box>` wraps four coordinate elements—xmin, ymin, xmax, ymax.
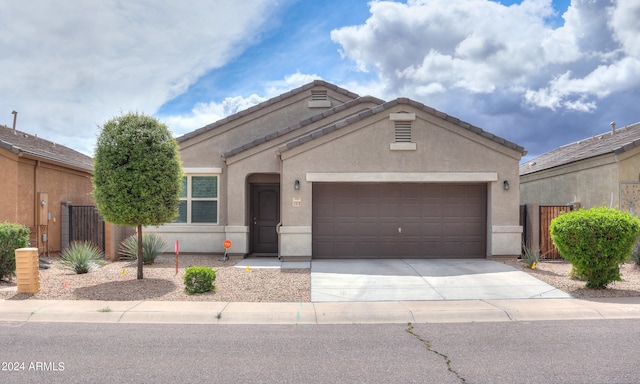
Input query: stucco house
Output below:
<box><xmin>520</xmin><ymin>121</ymin><xmax>640</xmax><ymax>212</ymax></box>
<box><xmin>150</xmin><ymin>80</ymin><xmax>526</xmax><ymax>261</ymax></box>
<box><xmin>0</xmin><ymin>123</ymin><xmax>128</xmax><ymax>260</ymax></box>
<box><xmin>519</xmin><ymin>122</ymin><xmax>640</xmax><ymax>257</ymax></box>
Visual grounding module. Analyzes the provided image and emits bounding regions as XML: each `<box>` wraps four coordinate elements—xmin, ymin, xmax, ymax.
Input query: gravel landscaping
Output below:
<box><xmin>1</xmin><ymin>255</ymin><xmax>639</xmax><ymax>302</ymax></box>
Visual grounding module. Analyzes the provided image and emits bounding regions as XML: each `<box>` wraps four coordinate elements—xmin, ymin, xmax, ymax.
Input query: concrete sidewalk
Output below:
<box><xmin>2</xmin><ymin>297</ymin><xmax>640</xmax><ymax>324</ymax></box>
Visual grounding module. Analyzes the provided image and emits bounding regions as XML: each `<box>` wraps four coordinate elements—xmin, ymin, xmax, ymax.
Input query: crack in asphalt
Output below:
<box><xmin>405</xmin><ymin>322</ymin><xmax>467</xmax><ymax>383</ymax></box>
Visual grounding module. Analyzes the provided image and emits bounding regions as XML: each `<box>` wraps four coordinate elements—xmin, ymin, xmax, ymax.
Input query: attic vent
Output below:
<box><xmin>308</xmin><ymin>90</ymin><xmax>331</xmax><ymax>108</ymax></box>
<box><xmin>311</xmin><ymin>90</ymin><xmax>327</xmax><ymax>101</ymax></box>
<box><xmin>389</xmin><ymin>112</ymin><xmax>417</xmax><ymax>151</ymax></box>
<box><xmin>395</xmin><ymin>121</ymin><xmax>412</xmax><ymax>142</ymax></box>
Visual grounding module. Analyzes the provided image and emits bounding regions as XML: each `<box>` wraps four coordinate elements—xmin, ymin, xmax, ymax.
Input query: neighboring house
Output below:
<box><xmin>520</xmin><ymin>122</ymin><xmax>640</xmax><ymax>211</ymax></box>
<box><xmin>519</xmin><ymin>122</ymin><xmax>640</xmax><ymax>256</ymax></box>
<box><xmin>0</xmin><ymin>124</ymin><xmax>127</xmax><ymax>259</ymax></box>
<box><xmin>150</xmin><ymin>80</ymin><xmax>526</xmax><ymax>261</ymax></box>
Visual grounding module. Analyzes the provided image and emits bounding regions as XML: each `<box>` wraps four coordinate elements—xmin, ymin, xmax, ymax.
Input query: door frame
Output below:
<box><xmin>249</xmin><ymin>183</ymin><xmax>280</xmax><ymax>256</ymax></box>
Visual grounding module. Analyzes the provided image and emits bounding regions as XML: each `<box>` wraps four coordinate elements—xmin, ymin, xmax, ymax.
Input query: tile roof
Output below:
<box><xmin>520</xmin><ymin>121</ymin><xmax>640</xmax><ymax>176</ymax></box>
<box><xmin>222</xmin><ymin>96</ymin><xmax>384</xmax><ymax>159</ymax></box>
<box><xmin>0</xmin><ymin>124</ymin><xmax>93</xmax><ymax>172</ymax></box>
<box><xmin>281</xmin><ymin>97</ymin><xmax>526</xmax><ymax>154</ymax></box>
<box><xmin>177</xmin><ymin>80</ymin><xmax>360</xmax><ymax>143</ymax></box>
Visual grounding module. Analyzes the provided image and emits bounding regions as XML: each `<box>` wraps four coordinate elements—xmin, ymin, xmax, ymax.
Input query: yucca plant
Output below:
<box><xmin>60</xmin><ymin>241</ymin><xmax>105</xmax><ymax>274</ymax></box>
<box><xmin>119</xmin><ymin>233</ymin><xmax>167</xmax><ymax>264</ymax></box>
<box><xmin>521</xmin><ymin>243</ymin><xmax>540</xmax><ymax>269</ymax></box>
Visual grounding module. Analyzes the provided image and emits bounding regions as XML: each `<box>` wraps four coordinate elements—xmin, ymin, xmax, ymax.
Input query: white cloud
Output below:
<box><xmin>331</xmin><ymin>0</ymin><xmax>638</xmax><ymax>112</ymax></box>
<box><xmin>0</xmin><ymin>0</ymin><xmax>281</xmax><ymax>154</ymax></box>
<box><xmin>164</xmin><ymin>93</ymin><xmax>268</xmax><ymax>137</ymax></box>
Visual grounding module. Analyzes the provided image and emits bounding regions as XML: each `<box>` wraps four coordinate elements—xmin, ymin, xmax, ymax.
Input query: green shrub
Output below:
<box><xmin>550</xmin><ymin>207</ymin><xmax>640</xmax><ymax>289</ymax></box>
<box><xmin>60</xmin><ymin>242</ymin><xmax>105</xmax><ymax>274</ymax></box>
<box><xmin>118</xmin><ymin>233</ymin><xmax>167</xmax><ymax>264</ymax></box>
<box><xmin>184</xmin><ymin>266</ymin><xmax>216</xmax><ymax>294</ymax></box>
<box><xmin>0</xmin><ymin>222</ymin><xmax>30</xmax><ymax>280</ymax></box>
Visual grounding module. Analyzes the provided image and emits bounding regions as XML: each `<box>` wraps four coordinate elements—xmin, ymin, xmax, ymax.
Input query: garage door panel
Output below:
<box><xmin>313</xmin><ymin>183</ymin><xmax>486</xmax><ymax>259</ymax></box>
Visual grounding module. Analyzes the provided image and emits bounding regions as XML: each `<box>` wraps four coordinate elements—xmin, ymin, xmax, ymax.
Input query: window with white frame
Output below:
<box><xmin>175</xmin><ymin>175</ymin><xmax>218</xmax><ymax>224</ymax></box>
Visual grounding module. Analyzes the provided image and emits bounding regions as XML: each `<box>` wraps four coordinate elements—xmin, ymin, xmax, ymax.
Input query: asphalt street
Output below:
<box><xmin>2</xmin><ymin>320</ymin><xmax>639</xmax><ymax>383</ymax></box>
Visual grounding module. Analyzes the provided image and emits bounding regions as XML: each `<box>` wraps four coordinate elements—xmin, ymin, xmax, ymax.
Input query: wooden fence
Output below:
<box><xmin>69</xmin><ymin>205</ymin><xmax>105</xmax><ymax>251</ymax></box>
<box><xmin>539</xmin><ymin>205</ymin><xmax>572</xmax><ymax>259</ymax></box>
<box><xmin>521</xmin><ymin>204</ymin><xmax>572</xmax><ymax>260</ymax></box>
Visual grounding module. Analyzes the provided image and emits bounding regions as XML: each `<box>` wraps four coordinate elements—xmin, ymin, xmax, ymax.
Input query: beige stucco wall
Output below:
<box><xmin>278</xmin><ymin>106</ymin><xmax>523</xmax><ymax>259</ymax></box>
<box><xmin>160</xmin><ymin>91</ymin><xmax>524</xmax><ymax>258</ymax></box>
<box><xmin>153</xmin><ymin>88</ymin><xmax>369</xmax><ymax>253</ymax></box>
<box><xmin>520</xmin><ymin>154</ymin><xmax>619</xmax><ymax>209</ymax></box>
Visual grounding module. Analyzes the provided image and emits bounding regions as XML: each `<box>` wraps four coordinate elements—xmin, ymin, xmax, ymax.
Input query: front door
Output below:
<box><xmin>250</xmin><ymin>184</ymin><xmax>280</xmax><ymax>254</ymax></box>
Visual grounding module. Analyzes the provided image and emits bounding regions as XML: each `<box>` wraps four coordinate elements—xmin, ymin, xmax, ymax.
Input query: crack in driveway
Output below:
<box><xmin>405</xmin><ymin>322</ymin><xmax>467</xmax><ymax>383</ymax></box>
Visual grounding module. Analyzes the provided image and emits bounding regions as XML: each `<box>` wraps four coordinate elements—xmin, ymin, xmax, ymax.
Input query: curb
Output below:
<box><xmin>2</xmin><ymin>298</ymin><xmax>640</xmax><ymax>325</ymax></box>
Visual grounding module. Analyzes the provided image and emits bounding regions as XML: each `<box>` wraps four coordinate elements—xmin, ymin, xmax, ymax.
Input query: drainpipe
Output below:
<box><xmin>34</xmin><ymin>160</ymin><xmax>40</xmax><ymax>251</ymax></box>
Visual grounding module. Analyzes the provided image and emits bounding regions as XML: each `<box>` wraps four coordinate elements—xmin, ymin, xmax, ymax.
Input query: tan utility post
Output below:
<box><xmin>15</xmin><ymin>248</ymin><xmax>40</xmax><ymax>294</ymax></box>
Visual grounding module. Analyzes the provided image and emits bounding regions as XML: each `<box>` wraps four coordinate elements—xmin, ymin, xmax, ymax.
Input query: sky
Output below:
<box><xmin>1</xmin><ymin>0</ymin><xmax>639</xmax><ymax>162</ymax></box>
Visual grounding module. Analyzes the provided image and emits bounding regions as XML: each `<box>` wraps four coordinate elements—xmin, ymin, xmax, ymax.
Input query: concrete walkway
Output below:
<box><xmin>2</xmin><ymin>297</ymin><xmax>640</xmax><ymax>324</ymax></box>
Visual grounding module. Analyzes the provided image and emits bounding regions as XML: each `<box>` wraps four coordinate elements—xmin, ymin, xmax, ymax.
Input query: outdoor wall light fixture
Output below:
<box><xmin>294</xmin><ymin>180</ymin><xmax>300</xmax><ymax>190</ymax></box>
<box><xmin>503</xmin><ymin>180</ymin><xmax>510</xmax><ymax>191</ymax></box>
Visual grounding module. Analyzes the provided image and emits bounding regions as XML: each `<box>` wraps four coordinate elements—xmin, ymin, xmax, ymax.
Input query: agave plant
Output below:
<box><xmin>119</xmin><ymin>233</ymin><xmax>167</xmax><ymax>264</ymax></box>
<box><xmin>60</xmin><ymin>241</ymin><xmax>105</xmax><ymax>274</ymax></box>
<box><xmin>521</xmin><ymin>243</ymin><xmax>540</xmax><ymax>269</ymax></box>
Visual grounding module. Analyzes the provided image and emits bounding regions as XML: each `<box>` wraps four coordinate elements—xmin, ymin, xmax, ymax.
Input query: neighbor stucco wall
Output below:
<box><xmin>520</xmin><ymin>154</ymin><xmax>619</xmax><ymax>209</ymax></box>
<box><xmin>2</xmin><ymin>154</ymin><xmax>94</xmax><ymax>254</ymax></box>
<box><xmin>0</xmin><ymin>150</ymin><xmax>18</xmax><ymax>222</ymax></box>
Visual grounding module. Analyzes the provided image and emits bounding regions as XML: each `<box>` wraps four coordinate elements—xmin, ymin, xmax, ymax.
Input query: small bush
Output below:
<box><xmin>521</xmin><ymin>243</ymin><xmax>540</xmax><ymax>269</ymax></box>
<box><xmin>0</xmin><ymin>222</ymin><xmax>30</xmax><ymax>280</ymax></box>
<box><xmin>550</xmin><ymin>207</ymin><xmax>640</xmax><ymax>289</ymax></box>
<box><xmin>60</xmin><ymin>242</ymin><xmax>105</xmax><ymax>274</ymax></box>
<box><xmin>184</xmin><ymin>266</ymin><xmax>216</xmax><ymax>294</ymax></box>
<box><xmin>119</xmin><ymin>233</ymin><xmax>167</xmax><ymax>264</ymax></box>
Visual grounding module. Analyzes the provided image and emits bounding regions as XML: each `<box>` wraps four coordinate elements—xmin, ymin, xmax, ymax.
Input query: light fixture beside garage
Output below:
<box><xmin>294</xmin><ymin>180</ymin><xmax>300</xmax><ymax>190</ymax></box>
<box><xmin>503</xmin><ymin>180</ymin><xmax>510</xmax><ymax>190</ymax></box>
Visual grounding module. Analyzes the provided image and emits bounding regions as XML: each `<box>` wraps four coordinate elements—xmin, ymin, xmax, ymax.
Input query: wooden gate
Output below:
<box><xmin>69</xmin><ymin>206</ymin><xmax>105</xmax><ymax>251</ymax></box>
<box><xmin>539</xmin><ymin>205</ymin><xmax>572</xmax><ymax>259</ymax></box>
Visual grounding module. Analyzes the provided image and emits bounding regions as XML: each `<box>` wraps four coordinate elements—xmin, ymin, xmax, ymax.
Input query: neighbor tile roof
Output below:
<box><xmin>520</xmin><ymin>122</ymin><xmax>640</xmax><ymax>176</ymax></box>
<box><xmin>0</xmin><ymin>124</ymin><xmax>93</xmax><ymax>172</ymax></box>
<box><xmin>177</xmin><ymin>80</ymin><xmax>360</xmax><ymax>143</ymax></box>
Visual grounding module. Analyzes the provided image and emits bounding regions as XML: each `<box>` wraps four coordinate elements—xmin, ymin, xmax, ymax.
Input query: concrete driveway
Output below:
<box><xmin>310</xmin><ymin>259</ymin><xmax>570</xmax><ymax>302</ymax></box>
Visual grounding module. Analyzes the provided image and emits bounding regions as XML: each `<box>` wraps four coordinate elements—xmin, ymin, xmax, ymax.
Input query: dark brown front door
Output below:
<box><xmin>250</xmin><ymin>184</ymin><xmax>280</xmax><ymax>254</ymax></box>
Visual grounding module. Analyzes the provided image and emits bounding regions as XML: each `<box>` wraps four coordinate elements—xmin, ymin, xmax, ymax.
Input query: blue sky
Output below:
<box><xmin>1</xmin><ymin>0</ymin><xmax>639</xmax><ymax>162</ymax></box>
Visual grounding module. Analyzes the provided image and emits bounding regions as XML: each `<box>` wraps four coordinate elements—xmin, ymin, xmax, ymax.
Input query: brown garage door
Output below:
<box><xmin>312</xmin><ymin>183</ymin><xmax>486</xmax><ymax>259</ymax></box>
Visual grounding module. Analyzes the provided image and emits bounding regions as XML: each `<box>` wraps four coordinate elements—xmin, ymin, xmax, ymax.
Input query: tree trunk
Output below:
<box><xmin>137</xmin><ymin>224</ymin><xmax>143</xmax><ymax>279</ymax></box>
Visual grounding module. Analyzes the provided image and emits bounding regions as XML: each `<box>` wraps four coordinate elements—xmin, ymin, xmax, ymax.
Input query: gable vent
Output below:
<box><xmin>311</xmin><ymin>90</ymin><xmax>328</xmax><ymax>101</ymax></box>
<box><xmin>308</xmin><ymin>90</ymin><xmax>331</xmax><ymax>108</ymax></box>
<box><xmin>394</xmin><ymin>121</ymin><xmax>412</xmax><ymax>142</ymax></box>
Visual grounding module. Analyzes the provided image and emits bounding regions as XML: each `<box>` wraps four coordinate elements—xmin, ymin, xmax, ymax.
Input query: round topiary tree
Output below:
<box><xmin>93</xmin><ymin>112</ymin><xmax>182</xmax><ymax>279</ymax></box>
<box><xmin>550</xmin><ymin>206</ymin><xmax>640</xmax><ymax>289</ymax></box>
